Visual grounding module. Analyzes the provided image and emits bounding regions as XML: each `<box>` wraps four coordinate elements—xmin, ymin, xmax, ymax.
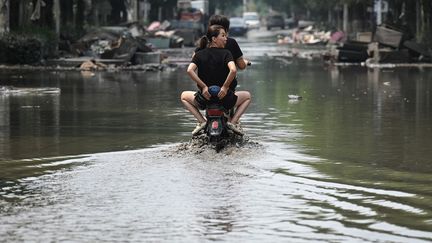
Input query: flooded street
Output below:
<box><xmin>1</xmin><ymin>41</ymin><xmax>432</xmax><ymax>242</ymax></box>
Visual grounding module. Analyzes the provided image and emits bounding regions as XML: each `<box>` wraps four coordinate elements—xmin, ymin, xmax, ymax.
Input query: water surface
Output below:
<box><xmin>0</xmin><ymin>43</ymin><xmax>431</xmax><ymax>242</ymax></box>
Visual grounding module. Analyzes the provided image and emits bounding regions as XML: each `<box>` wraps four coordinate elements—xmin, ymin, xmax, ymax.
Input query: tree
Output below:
<box><xmin>0</xmin><ymin>0</ymin><xmax>9</xmax><ymax>34</ymax></box>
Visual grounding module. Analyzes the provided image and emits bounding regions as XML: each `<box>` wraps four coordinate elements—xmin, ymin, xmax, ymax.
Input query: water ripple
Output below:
<box><xmin>0</xmin><ymin>144</ymin><xmax>431</xmax><ymax>242</ymax></box>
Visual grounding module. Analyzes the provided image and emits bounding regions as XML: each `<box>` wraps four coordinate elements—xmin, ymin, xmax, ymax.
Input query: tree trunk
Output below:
<box><xmin>0</xmin><ymin>0</ymin><xmax>9</xmax><ymax>34</ymax></box>
<box><xmin>76</xmin><ymin>0</ymin><xmax>86</xmax><ymax>29</ymax></box>
<box><xmin>61</xmin><ymin>0</ymin><xmax>74</xmax><ymax>26</ymax></box>
<box><xmin>125</xmin><ymin>0</ymin><xmax>137</xmax><ymax>22</ymax></box>
<box><xmin>416</xmin><ymin>0</ymin><xmax>421</xmax><ymax>41</ymax></box>
<box><xmin>418</xmin><ymin>0</ymin><xmax>429</xmax><ymax>43</ymax></box>
<box><xmin>53</xmin><ymin>0</ymin><xmax>60</xmax><ymax>35</ymax></box>
<box><xmin>343</xmin><ymin>3</ymin><xmax>348</xmax><ymax>32</ymax></box>
<box><xmin>24</xmin><ymin>0</ymin><xmax>34</xmax><ymax>26</ymax></box>
<box><xmin>142</xmin><ymin>0</ymin><xmax>150</xmax><ymax>24</ymax></box>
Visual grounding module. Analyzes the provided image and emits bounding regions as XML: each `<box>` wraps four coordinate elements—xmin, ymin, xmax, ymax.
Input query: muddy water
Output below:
<box><xmin>0</xmin><ymin>44</ymin><xmax>431</xmax><ymax>242</ymax></box>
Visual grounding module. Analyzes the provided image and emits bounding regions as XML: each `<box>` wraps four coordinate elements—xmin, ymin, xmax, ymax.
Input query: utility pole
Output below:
<box><xmin>243</xmin><ymin>0</ymin><xmax>247</xmax><ymax>13</ymax></box>
<box><xmin>0</xmin><ymin>0</ymin><xmax>9</xmax><ymax>34</ymax></box>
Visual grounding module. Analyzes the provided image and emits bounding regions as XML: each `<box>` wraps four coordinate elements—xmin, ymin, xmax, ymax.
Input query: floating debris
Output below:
<box><xmin>0</xmin><ymin>86</ymin><xmax>60</xmax><ymax>95</ymax></box>
<box><xmin>288</xmin><ymin>94</ymin><xmax>302</xmax><ymax>100</ymax></box>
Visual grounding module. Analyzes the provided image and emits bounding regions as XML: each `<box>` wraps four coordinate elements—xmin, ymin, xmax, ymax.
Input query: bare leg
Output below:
<box><xmin>181</xmin><ymin>91</ymin><xmax>206</xmax><ymax>123</ymax></box>
<box><xmin>231</xmin><ymin>91</ymin><xmax>251</xmax><ymax>124</ymax></box>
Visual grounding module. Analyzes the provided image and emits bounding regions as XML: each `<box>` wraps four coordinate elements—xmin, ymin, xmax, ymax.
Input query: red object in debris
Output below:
<box><xmin>147</xmin><ymin>21</ymin><xmax>161</xmax><ymax>31</ymax></box>
<box><xmin>330</xmin><ymin>31</ymin><xmax>345</xmax><ymax>43</ymax></box>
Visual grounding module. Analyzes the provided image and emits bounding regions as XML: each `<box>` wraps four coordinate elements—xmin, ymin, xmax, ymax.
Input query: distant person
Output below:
<box><xmin>181</xmin><ymin>25</ymin><xmax>251</xmax><ymax>135</ymax></box>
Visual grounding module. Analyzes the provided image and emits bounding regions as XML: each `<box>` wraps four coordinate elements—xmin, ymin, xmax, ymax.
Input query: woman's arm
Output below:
<box><xmin>219</xmin><ymin>61</ymin><xmax>237</xmax><ymax>99</ymax></box>
<box><xmin>187</xmin><ymin>63</ymin><xmax>210</xmax><ymax>99</ymax></box>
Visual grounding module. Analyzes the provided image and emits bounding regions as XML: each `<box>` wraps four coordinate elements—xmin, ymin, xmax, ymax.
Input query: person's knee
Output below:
<box><xmin>239</xmin><ymin>91</ymin><xmax>251</xmax><ymax>102</ymax></box>
<box><xmin>181</xmin><ymin>91</ymin><xmax>191</xmax><ymax>101</ymax></box>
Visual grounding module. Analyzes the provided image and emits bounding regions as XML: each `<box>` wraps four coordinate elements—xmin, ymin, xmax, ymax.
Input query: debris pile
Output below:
<box><xmin>328</xmin><ymin>25</ymin><xmax>432</xmax><ymax>66</ymax></box>
<box><xmin>58</xmin><ymin>20</ymin><xmax>200</xmax><ymax>69</ymax></box>
<box><xmin>277</xmin><ymin>25</ymin><xmax>332</xmax><ymax>45</ymax></box>
<box><xmin>0</xmin><ymin>19</ymin><xmax>199</xmax><ymax>69</ymax></box>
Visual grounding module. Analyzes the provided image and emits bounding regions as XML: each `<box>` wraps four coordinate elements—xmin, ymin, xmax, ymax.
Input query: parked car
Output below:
<box><xmin>298</xmin><ymin>20</ymin><xmax>315</xmax><ymax>28</ymax></box>
<box><xmin>285</xmin><ymin>16</ymin><xmax>297</xmax><ymax>28</ymax></box>
<box><xmin>228</xmin><ymin>17</ymin><xmax>247</xmax><ymax>36</ymax></box>
<box><xmin>266</xmin><ymin>15</ymin><xmax>285</xmax><ymax>30</ymax></box>
<box><xmin>243</xmin><ymin>12</ymin><xmax>260</xmax><ymax>30</ymax></box>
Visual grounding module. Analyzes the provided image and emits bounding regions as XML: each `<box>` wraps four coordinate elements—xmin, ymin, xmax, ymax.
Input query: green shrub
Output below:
<box><xmin>0</xmin><ymin>33</ymin><xmax>42</xmax><ymax>64</ymax></box>
<box><xmin>0</xmin><ymin>26</ymin><xmax>59</xmax><ymax>64</ymax></box>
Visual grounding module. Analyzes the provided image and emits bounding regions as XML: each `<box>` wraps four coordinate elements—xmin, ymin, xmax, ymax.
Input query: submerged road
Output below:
<box><xmin>1</xmin><ymin>38</ymin><xmax>432</xmax><ymax>242</ymax></box>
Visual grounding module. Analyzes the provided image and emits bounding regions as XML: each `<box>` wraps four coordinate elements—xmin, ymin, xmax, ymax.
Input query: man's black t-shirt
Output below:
<box><xmin>225</xmin><ymin>37</ymin><xmax>243</xmax><ymax>60</ymax></box>
<box><xmin>192</xmin><ymin>48</ymin><xmax>234</xmax><ymax>89</ymax></box>
<box><xmin>195</xmin><ymin>37</ymin><xmax>242</xmax><ymax>89</ymax></box>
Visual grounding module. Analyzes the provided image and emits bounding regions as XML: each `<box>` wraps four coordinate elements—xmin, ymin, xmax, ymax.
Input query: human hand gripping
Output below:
<box><xmin>202</xmin><ymin>86</ymin><xmax>211</xmax><ymax>100</ymax></box>
<box><xmin>218</xmin><ymin>86</ymin><xmax>228</xmax><ymax>99</ymax></box>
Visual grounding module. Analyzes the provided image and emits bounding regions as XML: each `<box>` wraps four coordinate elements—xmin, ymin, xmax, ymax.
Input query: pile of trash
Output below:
<box><xmin>277</xmin><ymin>25</ymin><xmax>333</xmax><ymax>45</ymax></box>
<box><xmin>0</xmin><ymin>20</ymin><xmax>199</xmax><ymax>68</ymax></box>
<box><xmin>66</xmin><ymin>22</ymin><xmax>174</xmax><ymax>65</ymax></box>
<box><xmin>54</xmin><ymin>20</ymin><xmax>201</xmax><ymax>69</ymax></box>
<box><xmin>330</xmin><ymin>25</ymin><xmax>432</xmax><ymax>65</ymax></box>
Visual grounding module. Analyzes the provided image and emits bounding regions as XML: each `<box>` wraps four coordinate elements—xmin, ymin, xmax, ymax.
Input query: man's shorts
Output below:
<box><xmin>194</xmin><ymin>89</ymin><xmax>238</xmax><ymax>110</ymax></box>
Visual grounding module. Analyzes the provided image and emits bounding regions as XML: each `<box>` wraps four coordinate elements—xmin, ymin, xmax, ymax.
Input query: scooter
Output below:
<box><xmin>204</xmin><ymin>85</ymin><xmax>236</xmax><ymax>149</ymax></box>
<box><xmin>200</xmin><ymin>63</ymin><xmax>251</xmax><ymax>150</ymax></box>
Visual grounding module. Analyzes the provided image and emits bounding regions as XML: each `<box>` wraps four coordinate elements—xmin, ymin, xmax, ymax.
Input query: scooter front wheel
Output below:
<box><xmin>209</xmin><ymin>136</ymin><xmax>225</xmax><ymax>151</ymax></box>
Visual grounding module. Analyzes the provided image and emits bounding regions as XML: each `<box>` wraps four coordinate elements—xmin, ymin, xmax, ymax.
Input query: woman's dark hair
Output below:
<box><xmin>209</xmin><ymin>15</ymin><xmax>230</xmax><ymax>31</ymax></box>
<box><xmin>197</xmin><ymin>25</ymin><xmax>224</xmax><ymax>49</ymax></box>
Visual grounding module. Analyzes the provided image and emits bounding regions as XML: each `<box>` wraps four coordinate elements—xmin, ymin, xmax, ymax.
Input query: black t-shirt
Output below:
<box><xmin>195</xmin><ymin>37</ymin><xmax>242</xmax><ymax>89</ymax></box>
<box><xmin>192</xmin><ymin>48</ymin><xmax>234</xmax><ymax>89</ymax></box>
<box><xmin>225</xmin><ymin>37</ymin><xmax>243</xmax><ymax>60</ymax></box>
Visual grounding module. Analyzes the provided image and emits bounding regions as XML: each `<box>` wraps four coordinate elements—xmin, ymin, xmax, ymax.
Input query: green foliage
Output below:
<box><xmin>14</xmin><ymin>26</ymin><xmax>58</xmax><ymax>43</ymax></box>
<box><xmin>0</xmin><ymin>33</ymin><xmax>42</xmax><ymax>64</ymax></box>
<box><xmin>0</xmin><ymin>25</ymin><xmax>61</xmax><ymax>64</ymax></box>
<box><xmin>210</xmin><ymin>0</ymin><xmax>243</xmax><ymax>16</ymax></box>
<box><xmin>13</xmin><ymin>26</ymin><xmax>59</xmax><ymax>59</ymax></box>
<box><xmin>59</xmin><ymin>24</ymin><xmax>85</xmax><ymax>43</ymax></box>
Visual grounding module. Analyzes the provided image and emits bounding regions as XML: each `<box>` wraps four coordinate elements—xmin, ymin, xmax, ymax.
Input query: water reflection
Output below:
<box><xmin>0</xmin><ymin>69</ymin><xmax>194</xmax><ymax>164</ymax></box>
<box><xmin>0</xmin><ymin>95</ymin><xmax>10</xmax><ymax>159</ymax></box>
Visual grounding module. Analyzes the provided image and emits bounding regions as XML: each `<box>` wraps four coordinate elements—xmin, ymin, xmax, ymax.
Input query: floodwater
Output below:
<box><xmin>0</xmin><ymin>42</ymin><xmax>431</xmax><ymax>242</ymax></box>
